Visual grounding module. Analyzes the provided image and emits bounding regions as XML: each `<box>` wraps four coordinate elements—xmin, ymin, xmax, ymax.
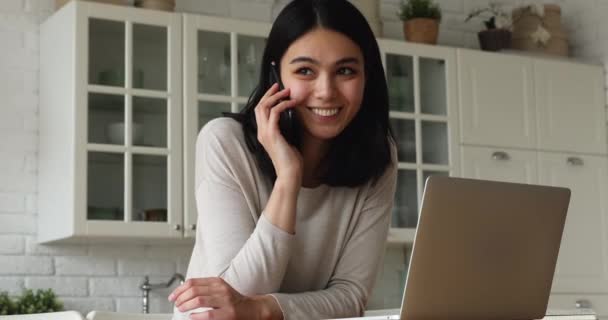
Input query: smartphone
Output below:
<box><xmin>270</xmin><ymin>61</ymin><xmax>298</xmax><ymax>146</ymax></box>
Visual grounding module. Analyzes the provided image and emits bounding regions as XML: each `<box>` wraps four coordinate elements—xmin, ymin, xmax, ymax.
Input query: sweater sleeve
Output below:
<box><xmin>192</xmin><ymin>120</ymin><xmax>295</xmax><ymax>296</ymax></box>
<box><xmin>270</xmin><ymin>151</ymin><xmax>398</xmax><ymax>320</ymax></box>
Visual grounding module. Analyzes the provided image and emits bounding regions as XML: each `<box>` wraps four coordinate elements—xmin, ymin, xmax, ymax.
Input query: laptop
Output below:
<box><xmin>330</xmin><ymin>176</ymin><xmax>571</xmax><ymax>320</ymax></box>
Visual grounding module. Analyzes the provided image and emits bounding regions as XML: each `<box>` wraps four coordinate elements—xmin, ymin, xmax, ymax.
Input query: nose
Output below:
<box><xmin>313</xmin><ymin>73</ymin><xmax>336</xmax><ymax>101</ymax></box>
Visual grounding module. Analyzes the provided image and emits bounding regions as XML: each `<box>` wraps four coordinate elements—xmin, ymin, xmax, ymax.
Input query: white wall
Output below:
<box><xmin>0</xmin><ymin>0</ymin><xmax>606</xmax><ymax>314</ymax></box>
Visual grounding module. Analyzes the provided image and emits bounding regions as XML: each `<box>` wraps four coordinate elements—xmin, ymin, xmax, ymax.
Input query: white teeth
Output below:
<box><xmin>311</xmin><ymin>108</ymin><xmax>339</xmax><ymax>116</ymax></box>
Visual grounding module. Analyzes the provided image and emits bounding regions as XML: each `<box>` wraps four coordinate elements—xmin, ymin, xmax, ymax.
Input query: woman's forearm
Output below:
<box><xmin>263</xmin><ymin>177</ymin><xmax>300</xmax><ymax>234</ymax></box>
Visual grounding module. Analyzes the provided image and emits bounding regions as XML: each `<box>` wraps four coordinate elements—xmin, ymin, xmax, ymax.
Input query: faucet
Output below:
<box><xmin>140</xmin><ymin>273</ymin><xmax>185</xmax><ymax>313</ymax></box>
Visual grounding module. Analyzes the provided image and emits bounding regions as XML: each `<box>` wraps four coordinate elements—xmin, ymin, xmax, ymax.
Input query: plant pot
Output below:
<box><xmin>403</xmin><ymin>18</ymin><xmax>439</xmax><ymax>45</ymax></box>
<box><xmin>478</xmin><ymin>29</ymin><xmax>512</xmax><ymax>51</ymax></box>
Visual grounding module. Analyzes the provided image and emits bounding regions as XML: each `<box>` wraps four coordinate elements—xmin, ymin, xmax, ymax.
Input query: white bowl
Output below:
<box><xmin>106</xmin><ymin>122</ymin><xmax>144</xmax><ymax>145</ymax></box>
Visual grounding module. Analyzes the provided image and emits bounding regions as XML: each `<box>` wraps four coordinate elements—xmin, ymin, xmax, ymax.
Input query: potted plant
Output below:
<box><xmin>0</xmin><ymin>289</ymin><xmax>63</xmax><ymax>315</ymax></box>
<box><xmin>398</xmin><ymin>0</ymin><xmax>442</xmax><ymax>45</ymax></box>
<box><xmin>465</xmin><ymin>3</ymin><xmax>512</xmax><ymax>51</ymax></box>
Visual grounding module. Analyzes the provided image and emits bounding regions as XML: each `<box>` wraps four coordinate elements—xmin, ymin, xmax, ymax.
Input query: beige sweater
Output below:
<box><xmin>175</xmin><ymin>118</ymin><xmax>397</xmax><ymax>320</ymax></box>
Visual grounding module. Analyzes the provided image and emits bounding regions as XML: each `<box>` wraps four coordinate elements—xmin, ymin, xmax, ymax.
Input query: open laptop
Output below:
<box><xmin>330</xmin><ymin>176</ymin><xmax>571</xmax><ymax>320</ymax></box>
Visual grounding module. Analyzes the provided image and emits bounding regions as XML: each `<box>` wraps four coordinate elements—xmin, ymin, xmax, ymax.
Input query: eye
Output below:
<box><xmin>337</xmin><ymin>67</ymin><xmax>357</xmax><ymax>76</ymax></box>
<box><xmin>295</xmin><ymin>67</ymin><xmax>314</xmax><ymax>76</ymax></box>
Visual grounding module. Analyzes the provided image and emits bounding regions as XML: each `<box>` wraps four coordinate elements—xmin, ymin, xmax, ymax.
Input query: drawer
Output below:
<box><xmin>548</xmin><ymin>294</ymin><xmax>608</xmax><ymax>318</ymax></box>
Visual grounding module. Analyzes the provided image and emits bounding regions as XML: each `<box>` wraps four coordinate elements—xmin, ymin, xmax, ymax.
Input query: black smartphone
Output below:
<box><xmin>270</xmin><ymin>61</ymin><xmax>298</xmax><ymax>146</ymax></box>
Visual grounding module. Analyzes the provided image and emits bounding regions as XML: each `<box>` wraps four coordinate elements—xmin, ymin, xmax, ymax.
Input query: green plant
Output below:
<box><xmin>398</xmin><ymin>0</ymin><xmax>442</xmax><ymax>22</ymax></box>
<box><xmin>0</xmin><ymin>289</ymin><xmax>64</xmax><ymax>315</ymax></box>
<box><xmin>465</xmin><ymin>3</ymin><xmax>511</xmax><ymax>30</ymax></box>
<box><xmin>16</xmin><ymin>289</ymin><xmax>64</xmax><ymax>314</ymax></box>
<box><xmin>0</xmin><ymin>291</ymin><xmax>17</xmax><ymax>315</ymax></box>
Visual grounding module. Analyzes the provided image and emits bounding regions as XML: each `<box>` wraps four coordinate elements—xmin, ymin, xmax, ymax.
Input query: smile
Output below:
<box><xmin>309</xmin><ymin>107</ymin><xmax>340</xmax><ymax>117</ymax></box>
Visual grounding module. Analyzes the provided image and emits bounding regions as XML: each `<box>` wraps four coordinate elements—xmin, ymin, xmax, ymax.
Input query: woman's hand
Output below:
<box><xmin>255</xmin><ymin>83</ymin><xmax>303</xmax><ymax>186</ymax></box>
<box><xmin>169</xmin><ymin>277</ymin><xmax>280</xmax><ymax>320</ymax></box>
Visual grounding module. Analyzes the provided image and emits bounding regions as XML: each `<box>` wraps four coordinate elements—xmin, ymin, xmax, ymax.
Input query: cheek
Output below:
<box><xmin>343</xmin><ymin>81</ymin><xmax>365</xmax><ymax>108</ymax></box>
<box><xmin>284</xmin><ymin>82</ymin><xmax>310</xmax><ymax>104</ymax></box>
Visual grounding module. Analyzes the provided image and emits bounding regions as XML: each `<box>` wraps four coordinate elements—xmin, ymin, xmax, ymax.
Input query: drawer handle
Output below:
<box><xmin>567</xmin><ymin>157</ymin><xmax>584</xmax><ymax>166</ymax></box>
<box><xmin>491</xmin><ymin>151</ymin><xmax>510</xmax><ymax>161</ymax></box>
<box><xmin>575</xmin><ymin>299</ymin><xmax>591</xmax><ymax>309</ymax></box>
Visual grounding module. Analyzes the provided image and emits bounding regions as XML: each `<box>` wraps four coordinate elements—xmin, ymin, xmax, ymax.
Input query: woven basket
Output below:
<box><xmin>511</xmin><ymin>4</ymin><xmax>568</xmax><ymax>56</ymax></box>
<box><xmin>512</xmin><ymin>31</ymin><xmax>569</xmax><ymax>56</ymax></box>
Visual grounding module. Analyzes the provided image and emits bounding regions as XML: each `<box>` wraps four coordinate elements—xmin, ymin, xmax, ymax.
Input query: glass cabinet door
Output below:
<box><xmin>383</xmin><ymin>47</ymin><xmax>455</xmax><ymax>234</ymax></box>
<box><xmin>84</xmin><ymin>9</ymin><xmax>181</xmax><ymax>236</ymax></box>
<box><xmin>183</xmin><ymin>15</ymin><xmax>270</xmax><ymax>237</ymax></box>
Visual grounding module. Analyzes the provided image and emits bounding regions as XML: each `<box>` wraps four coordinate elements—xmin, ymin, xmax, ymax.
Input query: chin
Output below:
<box><xmin>303</xmin><ymin>126</ymin><xmax>345</xmax><ymax>142</ymax></box>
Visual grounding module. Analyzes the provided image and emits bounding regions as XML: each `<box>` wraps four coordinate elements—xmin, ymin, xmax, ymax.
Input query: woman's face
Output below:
<box><xmin>280</xmin><ymin>28</ymin><xmax>365</xmax><ymax>145</ymax></box>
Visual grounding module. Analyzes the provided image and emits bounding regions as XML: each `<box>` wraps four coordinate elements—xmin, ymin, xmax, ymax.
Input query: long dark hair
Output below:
<box><xmin>227</xmin><ymin>0</ymin><xmax>394</xmax><ymax>187</ymax></box>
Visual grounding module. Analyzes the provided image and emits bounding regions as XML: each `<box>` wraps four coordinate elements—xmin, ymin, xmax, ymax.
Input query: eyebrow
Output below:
<box><xmin>289</xmin><ymin>56</ymin><xmax>361</xmax><ymax>65</ymax></box>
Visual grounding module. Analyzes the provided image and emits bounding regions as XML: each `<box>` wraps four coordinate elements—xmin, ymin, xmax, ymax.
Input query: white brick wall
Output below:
<box><xmin>0</xmin><ymin>0</ymin><xmax>606</xmax><ymax>315</ymax></box>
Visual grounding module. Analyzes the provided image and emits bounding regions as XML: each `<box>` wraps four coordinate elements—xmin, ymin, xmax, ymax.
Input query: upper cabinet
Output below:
<box><xmin>39</xmin><ymin>2</ymin><xmax>183</xmax><ymax>243</ymax></box>
<box><xmin>535</xmin><ymin>60</ymin><xmax>607</xmax><ymax>154</ymax></box>
<box><xmin>458</xmin><ymin>49</ymin><xmax>536</xmax><ymax>149</ymax></box>
<box><xmin>458</xmin><ymin>48</ymin><xmax>607</xmax><ymax>155</ymax></box>
<box><xmin>378</xmin><ymin>40</ymin><xmax>460</xmax><ymax>243</ymax></box>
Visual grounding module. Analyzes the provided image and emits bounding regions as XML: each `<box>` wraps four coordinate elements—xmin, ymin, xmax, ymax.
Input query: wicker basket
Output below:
<box><xmin>511</xmin><ymin>4</ymin><xmax>568</xmax><ymax>56</ymax></box>
<box><xmin>512</xmin><ymin>31</ymin><xmax>568</xmax><ymax>56</ymax></box>
<box><xmin>403</xmin><ymin>18</ymin><xmax>439</xmax><ymax>45</ymax></box>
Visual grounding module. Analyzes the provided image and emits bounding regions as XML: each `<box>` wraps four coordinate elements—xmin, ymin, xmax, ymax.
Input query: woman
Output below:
<box><xmin>170</xmin><ymin>0</ymin><xmax>397</xmax><ymax>319</ymax></box>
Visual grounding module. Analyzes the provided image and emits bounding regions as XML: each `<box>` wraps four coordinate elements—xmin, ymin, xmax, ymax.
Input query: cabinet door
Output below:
<box><xmin>458</xmin><ymin>49</ymin><xmax>536</xmax><ymax>149</ymax></box>
<box><xmin>379</xmin><ymin>40</ymin><xmax>460</xmax><ymax>244</ymax></box>
<box><xmin>76</xmin><ymin>3</ymin><xmax>183</xmax><ymax>239</ymax></box>
<box><xmin>535</xmin><ymin>60</ymin><xmax>607</xmax><ymax>154</ymax></box>
<box><xmin>548</xmin><ymin>294</ymin><xmax>608</xmax><ymax>318</ymax></box>
<box><xmin>183</xmin><ymin>15</ymin><xmax>270</xmax><ymax>238</ymax></box>
<box><xmin>539</xmin><ymin>152</ymin><xmax>608</xmax><ymax>293</ymax></box>
<box><xmin>460</xmin><ymin>145</ymin><xmax>538</xmax><ymax>184</ymax></box>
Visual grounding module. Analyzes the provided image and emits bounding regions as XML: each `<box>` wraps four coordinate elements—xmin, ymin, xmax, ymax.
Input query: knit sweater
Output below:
<box><xmin>174</xmin><ymin>118</ymin><xmax>397</xmax><ymax>320</ymax></box>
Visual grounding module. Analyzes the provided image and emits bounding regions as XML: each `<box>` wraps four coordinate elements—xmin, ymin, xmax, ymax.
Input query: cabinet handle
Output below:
<box><xmin>189</xmin><ymin>224</ymin><xmax>196</xmax><ymax>231</ymax></box>
<box><xmin>173</xmin><ymin>224</ymin><xmax>181</xmax><ymax>231</ymax></box>
<box><xmin>575</xmin><ymin>299</ymin><xmax>591</xmax><ymax>309</ymax></box>
<box><xmin>491</xmin><ymin>151</ymin><xmax>510</xmax><ymax>161</ymax></box>
<box><xmin>567</xmin><ymin>157</ymin><xmax>584</xmax><ymax>166</ymax></box>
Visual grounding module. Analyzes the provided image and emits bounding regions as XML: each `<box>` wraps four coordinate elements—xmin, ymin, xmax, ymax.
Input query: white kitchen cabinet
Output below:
<box><xmin>458</xmin><ymin>48</ymin><xmax>608</xmax><ymax>298</ymax></box>
<box><xmin>461</xmin><ymin>145</ymin><xmax>608</xmax><ymax>295</ymax></box>
<box><xmin>460</xmin><ymin>145</ymin><xmax>538</xmax><ymax>185</ymax></box>
<box><xmin>535</xmin><ymin>60</ymin><xmax>607</xmax><ymax>154</ymax></box>
<box><xmin>378</xmin><ymin>40</ymin><xmax>460</xmax><ymax>244</ymax></box>
<box><xmin>458</xmin><ymin>49</ymin><xmax>536</xmax><ymax>149</ymax></box>
<box><xmin>548</xmin><ymin>294</ymin><xmax>608</xmax><ymax>318</ymax></box>
<box><xmin>458</xmin><ymin>49</ymin><xmax>606</xmax><ymax>155</ymax></box>
<box><xmin>539</xmin><ymin>152</ymin><xmax>608</xmax><ymax>294</ymax></box>
<box><xmin>39</xmin><ymin>1</ymin><xmax>183</xmax><ymax>243</ymax></box>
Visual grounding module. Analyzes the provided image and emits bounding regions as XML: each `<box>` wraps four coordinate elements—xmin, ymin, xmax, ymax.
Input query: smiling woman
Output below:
<box><xmin>170</xmin><ymin>1</ymin><xmax>397</xmax><ymax>319</ymax></box>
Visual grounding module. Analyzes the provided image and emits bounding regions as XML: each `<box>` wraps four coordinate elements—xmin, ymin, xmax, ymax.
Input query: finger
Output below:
<box><xmin>169</xmin><ymin>277</ymin><xmax>217</xmax><ymax>302</ymax></box>
<box><xmin>258</xmin><ymin>87</ymin><xmax>291</xmax><ymax>113</ymax></box>
<box><xmin>176</xmin><ymin>295</ymin><xmax>226</xmax><ymax>313</ymax></box>
<box><xmin>270</xmin><ymin>99</ymin><xmax>298</xmax><ymax>115</ymax></box>
<box><xmin>174</xmin><ymin>286</ymin><xmax>213</xmax><ymax>308</ymax></box>
<box><xmin>260</xmin><ymin>82</ymin><xmax>280</xmax><ymax>101</ymax></box>
<box><xmin>268</xmin><ymin>100</ymin><xmax>298</xmax><ymax>131</ymax></box>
